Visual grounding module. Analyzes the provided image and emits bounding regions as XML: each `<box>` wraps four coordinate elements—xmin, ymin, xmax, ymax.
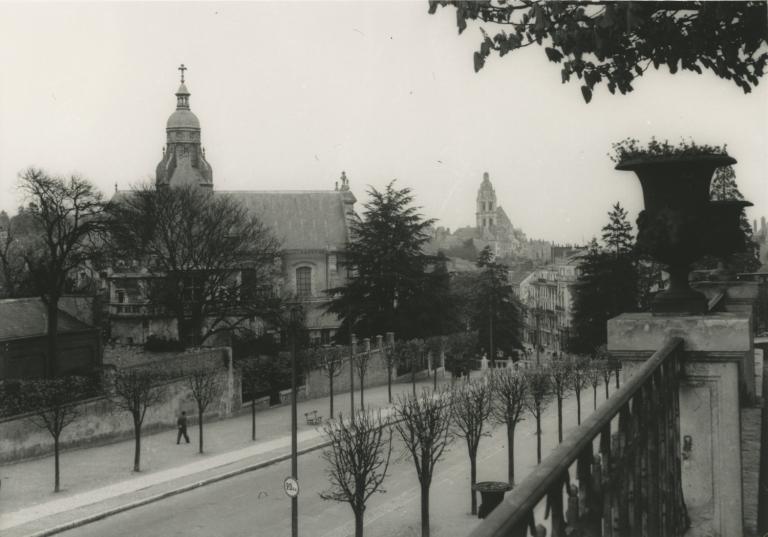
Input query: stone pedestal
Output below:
<box><xmin>608</xmin><ymin>312</ymin><xmax>751</xmax><ymax>537</ymax></box>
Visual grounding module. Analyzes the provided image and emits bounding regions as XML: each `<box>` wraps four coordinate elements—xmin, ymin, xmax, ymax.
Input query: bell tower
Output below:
<box><xmin>476</xmin><ymin>172</ymin><xmax>497</xmax><ymax>229</ymax></box>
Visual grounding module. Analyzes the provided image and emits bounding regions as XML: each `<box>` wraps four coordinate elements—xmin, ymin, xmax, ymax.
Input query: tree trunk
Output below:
<box><xmin>535</xmin><ymin>411</ymin><xmax>542</xmax><ymax>464</ymax></box>
<box><xmin>470</xmin><ymin>453</ymin><xmax>478</xmax><ymax>515</ymax></box>
<box><xmin>411</xmin><ymin>366</ymin><xmax>416</xmax><ymax>397</ymax></box>
<box><xmin>557</xmin><ymin>396</ymin><xmax>563</xmax><ymax>443</ymax></box>
<box><xmin>360</xmin><ymin>375</ymin><xmax>364</xmax><ymax>411</ymax></box>
<box><xmin>615</xmin><ymin>367</ymin><xmax>620</xmax><ymax>389</ymax></box>
<box><xmin>387</xmin><ymin>367</ymin><xmax>392</xmax><ymax>404</ymax></box>
<box><xmin>433</xmin><ymin>366</ymin><xmax>437</xmax><ymax>390</ymax></box>
<box><xmin>133</xmin><ymin>418</ymin><xmax>142</xmax><ymax>472</ymax></box>
<box><xmin>329</xmin><ymin>375</ymin><xmax>335</xmax><ymax>418</ymax></box>
<box><xmin>251</xmin><ymin>399</ymin><xmax>256</xmax><ymax>441</ymax></box>
<box><xmin>354</xmin><ymin>508</ymin><xmax>364</xmax><ymax>537</ymax></box>
<box><xmin>53</xmin><ymin>433</ymin><xmax>61</xmax><ymax>492</ymax></box>
<box><xmin>593</xmin><ymin>386</ymin><xmax>598</xmax><ymax>410</ymax></box>
<box><xmin>605</xmin><ymin>381</ymin><xmax>610</xmax><ymax>400</ymax></box>
<box><xmin>46</xmin><ymin>297</ymin><xmax>59</xmax><ymax>377</ymax></box>
<box><xmin>198</xmin><ymin>407</ymin><xmax>204</xmax><ymax>453</ymax></box>
<box><xmin>576</xmin><ymin>390</ymin><xmax>581</xmax><ymax>425</ymax></box>
<box><xmin>420</xmin><ymin>481</ymin><xmax>431</xmax><ymax>537</ymax></box>
<box><xmin>506</xmin><ymin>421</ymin><xmax>516</xmax><ymax>486</ymax></box>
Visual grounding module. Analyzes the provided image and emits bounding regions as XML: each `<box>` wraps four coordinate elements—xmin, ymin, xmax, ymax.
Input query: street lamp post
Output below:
<box><xmin>289</xmin><ymin>305</ymin><xmax>301</xmax><ymax>537</ymax></box>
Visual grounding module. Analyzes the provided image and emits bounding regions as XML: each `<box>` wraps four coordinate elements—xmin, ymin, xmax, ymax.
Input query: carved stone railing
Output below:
<box><xmin>469</xmin><ymin>338</ymin><xmax>688</xmax><ymax>537</ymax></box>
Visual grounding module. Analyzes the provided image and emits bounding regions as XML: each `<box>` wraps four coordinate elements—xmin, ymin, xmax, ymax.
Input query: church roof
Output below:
<box><xmin>0</xmin><ymin>298</ymin><xmax>94</xmax><ymax>342</ymax></box>
<box><xmin>217</xmin><ymin>191</ymin><xmax>351</xmax><ymax>251</ymax></box>
<box><xmin>167</xmin><ymin>109</ymin><xmax>200</xmax><ymax>129</ymax></box>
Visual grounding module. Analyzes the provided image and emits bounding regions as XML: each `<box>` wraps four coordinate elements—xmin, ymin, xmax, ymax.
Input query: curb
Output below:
<box><xmin>23</xmin><ymin>437</ymin><xmax>333</xmax><ymax>537</ymax></box>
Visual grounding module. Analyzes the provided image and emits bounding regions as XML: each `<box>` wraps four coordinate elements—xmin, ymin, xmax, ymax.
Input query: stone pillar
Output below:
<box><xmin>351</xmin><ymin>334</ymin><xmax>357</xmax><ymax>355</ymax></box>
<box><xmin>385</xmin><ymin>332</ymin><xmax>395</xmax><ymax>347</ymax></box>
<box><xmin>363</xmin><ymin>337</ymin><xmax>371</xmax><ymax>353</ymax></box>
<box><xmin>608</xmin><ymin>312</ymin><xmax>751</xmax><ymax>537</ymax></box>
<box><xmin>376</xmin><ymin>335</ymin><xmax>384</xmax><ymax>349</ymax></box>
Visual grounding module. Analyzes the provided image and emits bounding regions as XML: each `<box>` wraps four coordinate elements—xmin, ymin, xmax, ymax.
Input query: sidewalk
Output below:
<box><xmin>0</xmin><ymin>377</ymin><xmax>448</xmax><ymax>537</ymax></box>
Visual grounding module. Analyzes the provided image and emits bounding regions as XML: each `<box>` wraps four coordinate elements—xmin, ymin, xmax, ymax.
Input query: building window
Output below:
<box><xmin>328</xmin><ymin>254</ymin><xmax>337</xmax><ymax>273</ymax></box>
<box><xmin>117</xmin><ymin>290</ymin><xmax>126</xmax><ymax>303</ymax></box>
<box><xmin>296</xmin><ymin>267</ymin><xmax>312</xmax><ymax>298</ymax></box>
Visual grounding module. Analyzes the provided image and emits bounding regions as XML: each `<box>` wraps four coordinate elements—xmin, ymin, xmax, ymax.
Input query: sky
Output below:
<box><xmin>0</xmin><ymin>1</ymin><xmax>766</xmax><ymax>244</ymax></box>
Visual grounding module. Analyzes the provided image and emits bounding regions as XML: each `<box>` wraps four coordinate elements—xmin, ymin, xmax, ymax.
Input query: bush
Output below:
<box><xmin>144</xmin><ymin>335</ymin><xmax>185</xmax><ymax>352</ymax></box>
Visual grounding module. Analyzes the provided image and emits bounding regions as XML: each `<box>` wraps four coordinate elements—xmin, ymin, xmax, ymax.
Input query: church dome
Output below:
<box><xmin>166</xmin><ymin>109</ymin><xmax>200</xmax><ymax>130</ymax></box>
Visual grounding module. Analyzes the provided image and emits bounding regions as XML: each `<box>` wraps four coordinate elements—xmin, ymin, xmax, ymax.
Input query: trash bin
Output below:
<box><xmin>472</xmin><ymin>481</ymin><xmax>512</xmax><ymax>519</ymax></box>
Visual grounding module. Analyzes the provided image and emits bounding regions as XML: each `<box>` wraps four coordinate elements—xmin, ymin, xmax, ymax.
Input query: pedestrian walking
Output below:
<box><xmin>176</xmin><ymin>411</ymin><xmax>190</xmax><ymax>444</ymax></box>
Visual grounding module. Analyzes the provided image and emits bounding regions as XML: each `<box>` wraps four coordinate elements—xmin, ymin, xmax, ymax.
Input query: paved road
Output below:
<box><xmin>62</xmin><ymin>394</ymin><xmax>589</xmax><ymax>537</ymax></box>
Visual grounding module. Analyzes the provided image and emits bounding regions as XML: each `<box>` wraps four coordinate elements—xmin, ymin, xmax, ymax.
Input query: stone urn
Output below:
<box><xmin>615</xmin><ymin>154</ymin><xmax>737</xmax><ymax>314</ymax></box>
<box><xmin>706</xmin><ymin>200</ymin><xmax>753</xmax><ymax>281</ymax></box>
<box><xmin>472</xmin><ymin>481</ymin><xmax>512</xmax><ymax>518</ymax></box>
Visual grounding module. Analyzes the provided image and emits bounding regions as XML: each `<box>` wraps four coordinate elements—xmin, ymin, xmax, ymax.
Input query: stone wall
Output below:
<box><xmin>305</xmin><ymin>346</ymin><xmax>390</xmax><ymax>399</ymax></box>
<box><xmin>0</xmin><ymin>347</ymin><xmax>236</xmax><ymax>463</ymax></box>
<box><xmin>741</xmin><ymin>405</ymin><xmax>762</xmax><ymax>536</ymax></box>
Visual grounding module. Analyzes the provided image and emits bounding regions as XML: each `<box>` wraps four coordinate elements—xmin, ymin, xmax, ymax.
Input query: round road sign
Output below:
<box><xmin>284</xmin><ymin>476</ymin><xmax>299</xmax><ymax>498</ymax></box>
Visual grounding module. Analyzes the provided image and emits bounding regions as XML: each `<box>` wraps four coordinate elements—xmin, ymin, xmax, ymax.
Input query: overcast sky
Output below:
<box><xmin>1</xmin><ymin>1</ymin><xmax>766</xmax><ymax>244</ymax></box>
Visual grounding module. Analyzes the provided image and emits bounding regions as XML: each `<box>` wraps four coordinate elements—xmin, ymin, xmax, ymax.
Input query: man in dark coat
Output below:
<box><xmin>176</xmin><ymin>411</ymin><xmax>190</xmax><ymax>444</ymax></box>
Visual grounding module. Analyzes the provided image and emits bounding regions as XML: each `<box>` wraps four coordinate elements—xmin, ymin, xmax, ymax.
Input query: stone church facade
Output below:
<box><xmin>105</xmin><ymin>72</ymin><xmax>351</xmax><ymax>347</ymax></box>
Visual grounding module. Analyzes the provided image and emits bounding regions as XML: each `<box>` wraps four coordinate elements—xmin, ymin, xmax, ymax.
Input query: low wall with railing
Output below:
<box><xmin>0</xmin><ymin>347</ymin><xmax>235</xmax><ymax>463</ymax></box>
<box><xmin>469</xmin><ymin>338</ymin><xmax>689</xmax><ymax>537</ymax></box>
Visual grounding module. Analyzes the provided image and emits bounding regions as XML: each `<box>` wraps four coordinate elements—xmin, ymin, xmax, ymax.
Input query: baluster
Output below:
<box><xmin>616</xmin><ymin>405</ymin><xmax>630</xmax><ymax>536</ymax></box>
<box><xmin>577</xmin><ymin>443</ymin><xmax>602</xmax><ymax>535</ymax></box>
<box><xmin>646</xmin><ymin>371</ymin><xmax>661</xmax><ymax>536</ymax></box>
<box><xmin>601</xmin><ymin>426</ymin><xmax>614</xmax><ymax>537</ymax></box>
<box><xmin>628</xmin><ymin>388</ymin><xmax>644</xmax><ymax>537</ymax></box>
<box><xmin>547</xmin><ymin>475</ymin><xmax>566</xmax><ymax>537</ymax></box>
<box><xmin>670</xmin><ymin>351</ymin><xmax>690</xmax><ymax>534</ymax></box>
<box><xmin>610</xmin><ymin>431</ymin><xmax>623</xmax><ymax>535</ymax></box>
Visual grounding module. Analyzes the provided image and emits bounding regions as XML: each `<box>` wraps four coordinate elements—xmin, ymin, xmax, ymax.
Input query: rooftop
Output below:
<box><xmin>0</xmin><ymin>297</ymin><xmax>95</xmax><ymax>342</ymax></box>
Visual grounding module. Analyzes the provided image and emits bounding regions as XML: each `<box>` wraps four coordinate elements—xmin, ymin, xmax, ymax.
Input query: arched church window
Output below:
<box><xmin>296</xmin><ymin>267</ymin><xmax>312</xmax><ymax>298</ymax></box>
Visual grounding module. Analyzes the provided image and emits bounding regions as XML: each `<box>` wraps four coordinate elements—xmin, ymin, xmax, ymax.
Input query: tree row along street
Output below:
<box><xmin>58</xmin><ymin>387</ymin><xmax>585</xmax><ymax>537</ymax></box>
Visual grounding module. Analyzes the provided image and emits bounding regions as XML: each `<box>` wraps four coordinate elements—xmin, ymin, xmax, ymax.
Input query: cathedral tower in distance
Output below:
<box><xmin>476</xmin><ymin>172</ymin><xmax>497</xmax><ymax>229</ymax></box>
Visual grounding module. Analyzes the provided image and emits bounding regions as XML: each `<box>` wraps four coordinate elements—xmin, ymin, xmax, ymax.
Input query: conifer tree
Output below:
<box><xmin>706</xmin><ymin>165</ymin><xmax>761</xmax><ymax>273</ymax></box>
<box><xmin>601</xmin><ymin>202</ymin><xmax>634</xmax><ymax>256</ymax></box>
<box><xmin>474</xmin><ymin>246</ymin><xmax>524</xmax><ymax>365</ymax></box>
<box><xmin>328</xmin><ymin>182</ymin><xmax>436</xmax><ymax>341</ymax></box>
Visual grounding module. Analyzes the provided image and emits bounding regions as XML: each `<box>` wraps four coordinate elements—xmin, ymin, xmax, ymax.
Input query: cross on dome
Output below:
<box><xmin>178</xmin><ymin>64</ymin><xmax>187</xmax><ymax>83</ymax></box>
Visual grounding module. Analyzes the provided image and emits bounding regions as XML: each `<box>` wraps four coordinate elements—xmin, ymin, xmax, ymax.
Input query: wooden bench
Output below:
<box><xmin>304</xmin><ymin>410</ymin><xmax>322</xmax><ymax>426</ymax></box>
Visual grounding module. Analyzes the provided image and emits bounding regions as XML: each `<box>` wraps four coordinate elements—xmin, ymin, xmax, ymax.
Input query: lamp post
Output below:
<box><xmin>289</xmin><ymin>305</ymin><xmax>301</xmax><ymax>537</ymax></box>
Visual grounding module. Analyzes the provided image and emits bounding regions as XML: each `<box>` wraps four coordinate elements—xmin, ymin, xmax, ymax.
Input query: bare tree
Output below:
<box><xmin>109</xmin><ymin>368</ymin><xmax>166</xmax><ymax>472</ymax></box>
<box><xmin>320</xmin><ymin>410</ymin><xmax>393</xmax><ymax>537</ymax></box>
<box><xmin>315</xmin><ymin>346</ymin><xmax>344</xmax><ymax>418</ymax></box>
<box><xmin>186</xmin><ymin>365</ymin><xmax>223</xmax><ymax>454</ymax></box>
<box><xmin>382</xmin><ymin>342</ymin><xmax>397</xmax><ymax>403</ymax></box>
<box><xmin>549</xmin><ymin>361</ymin><xmax>572</xmax><ymax>443</ymax></box>
<box><xmin>601</xmin><ymin>360</ymin><xmax>612</xmax><ymax>400</ymax></box>
<box><xmin>393</xmin><ymin>388</ymin><xmax>453</xmax><ymax>537</ymax></box>
<box><xmin>452</xmin><ymin>380</ymin><xmax>493</xmax><ymax>515</ymax></box>
<box><xmin>568</xmin><ymin>357</ymin><xmax>590</xmax><ymax>425</ymax></box>
<box><xmin>354</xmin><ymin>345</ymin><xmax>372</xmax><ymax>410</ymax></box>
<box><xmin>489</xmin><ymin>368</ymin><xmax>527</xmax><ymax>486</ymax></box>
<box><xmin>425</xmin><ymin>336</ymin><xmax>445</xmax><ymax>391</ymax></box>
<box><xmin>18</xmin><ymin>169</ymin><xmax>108</xmax><ymax>376</ymax></box>
<box><xmin>587</xmin><ymin>360</ymin><xmax>604</xmax><ymax>411</ymax></box>
<box><xmin>238</xmin><ymin>357</ymin><xmax>266</xmax><ymax>441</ymax></box>
<box><xmin>525</xmin><ymin>368</ymin><xmax>552</xmax><ymax>464</ymax></box>
<box><xmin>108</xmin><ymin>184</ymin><xmax>281</xmax><ymax>346</ymax></box>
<box><xmin>16</xmin><ymin>376</ymin><xmax>90</xmax><ymax>491</ymax></box>
<box><xmin>397</xmin><ymin>339</ymin><xmax>425</xmax><ymax>397</ymax></box>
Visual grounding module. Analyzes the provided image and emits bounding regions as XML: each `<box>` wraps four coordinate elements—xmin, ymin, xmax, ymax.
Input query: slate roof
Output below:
<box><xmin>217</xmin><ymin>191</ymin><xmax>351</xmax><ymax>251</ymax></box>
<box><xmin>0</xmin><ymin>298</ymin><xmax>94</xmax><ymax>342</ymax></box>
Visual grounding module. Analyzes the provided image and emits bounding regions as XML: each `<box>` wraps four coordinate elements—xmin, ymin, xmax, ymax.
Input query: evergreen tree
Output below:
<box><xmin>328</xmin><ymin>182</ymin><xmax>436</xmax><ymax>341</ymax></box>
<box><xmin>601</xmin><ymin>202</ymin><xmax>634</xmax><ymax>256</ymax></box>
<box><xmin>569</xmin><ymin>233</ymin><xmax>639</xmax><ymax>355</ymax></box>
<box><xmin>705</xmin><ymin>165</ymin><xmax>761</xmax><ymax>273</ymax></box>
<box><xmin>474</xmin><ymin>246</ymin><xmax>524</xmax><ymax>364</ymax></box>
